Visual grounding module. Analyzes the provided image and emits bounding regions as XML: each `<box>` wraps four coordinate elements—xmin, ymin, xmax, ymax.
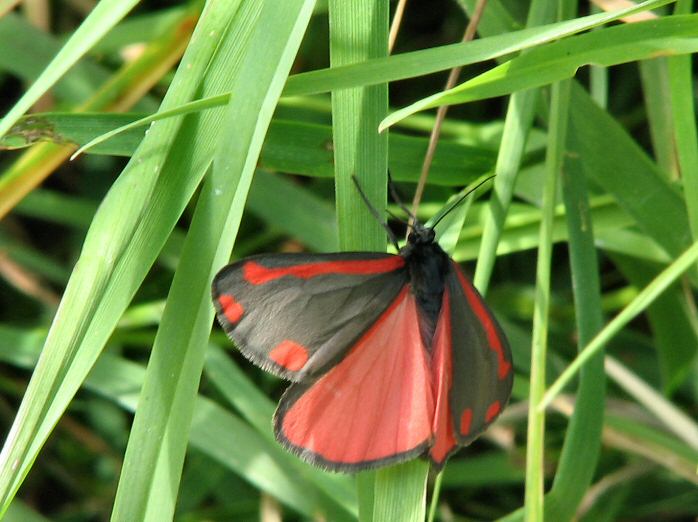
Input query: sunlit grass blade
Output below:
<box><xmin>0</xmin><ymin>1</ymin><xmax>235</xmax><ymax>514</ymax></box>
<box><xmin>70</xmin><ymin>93</ymin><xmax>229</xmax><ymax>158</ymax></box>
<box><xmin>381</xmin><ymin>14</ymin><xmax>698</xmax><ymax>129</ymax></box>
<box><xmin>110</xmin><ymin>1</ymin><xmax>316</xmax><ymax>520</ymax></box>
<box><xmin>286</xmin><ymin>0</ymin><xmax>674</xmax><ymax>97</ymax></box>
<box><xmin>52</xmin><ymin>0</ymin><xmax>677</xmax><ymax>147</ymax></box>
<box><xmin>329</xmin><ymin>0</ymin><xmax>389</xmax><ymax>253</ymax></box>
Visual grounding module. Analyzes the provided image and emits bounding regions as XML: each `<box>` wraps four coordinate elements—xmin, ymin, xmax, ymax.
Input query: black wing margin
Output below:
<box><xmin>447</xmin><ymin>262</ymin><xmax>514</xmax><ymax>445</ymax></box>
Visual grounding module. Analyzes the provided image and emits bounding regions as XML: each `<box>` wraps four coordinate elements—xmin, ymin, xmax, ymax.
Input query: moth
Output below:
<box><xmin>212</xmin><ymin>178</ymin><xmax>513</xmax><ymax>471</ymax></box>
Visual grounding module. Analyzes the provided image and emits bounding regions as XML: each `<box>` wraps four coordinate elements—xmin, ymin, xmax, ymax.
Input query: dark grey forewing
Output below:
<box><xmin>212</xmin><ymin>252</ymin><xmax>408</xmax><ymax>382</ymax></box>
<box><xmin>446</xmin><ymin>262</ymin><xmax>514</xmax><ymax>445</ymax></box>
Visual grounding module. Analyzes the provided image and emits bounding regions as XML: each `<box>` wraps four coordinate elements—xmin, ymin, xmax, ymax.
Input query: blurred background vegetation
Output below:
<box><xmin>0</xmin><ymin>0</ymin><xmax>697</xmax><ymax>521</ymax></box>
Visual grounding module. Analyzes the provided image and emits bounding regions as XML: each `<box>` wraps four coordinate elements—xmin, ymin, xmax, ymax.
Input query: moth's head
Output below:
<box><xmin>408</xmin><ymin>223</ymin><xmax>435</xmax><ymax>245</ymax></box>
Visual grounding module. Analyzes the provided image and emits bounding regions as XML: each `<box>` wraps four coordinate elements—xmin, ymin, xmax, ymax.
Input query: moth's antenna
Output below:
<box><xmin>385</xmin><ymin>208</ymin><xmax>411</xmax><ymax>228</ymax></box>
<box><xmin>430</xmin><ymin>175</ymin><xmax>496</xmax><ymax>229</ymax></box>
<box><xmin>387</xmin><ymin>172</ymin><xmax>416</xmax><ymax>222</ymax></box>
<box><xmin>351</xmin><ymin>176</ymin><xmax>400</xmax><ymax>251</ymax></box>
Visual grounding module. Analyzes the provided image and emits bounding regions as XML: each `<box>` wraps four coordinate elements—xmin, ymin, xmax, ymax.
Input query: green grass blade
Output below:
<box><xmin>204</xmin><ymin>346</ymin><xmax>358</xmax><ymax>518</ymax></box>
<box><xmin>668</xmin><ymin>2</ymin><xmax>698</xmax><ymax>242</ymax></box>
<box><xmin>588</xmin><ymin>2</ymin><xmax>609</xmax><ymax>110</ymax></box>
<box><xmin>611</xmin><ymin>255</ymin><xmax>697</xmax><ymax>392</ymax></box>
<box><xmin>472</xmin><ymin>0</ymin><xmax>554</xmax><ymax>295</ymax></box>
<box><xmin>382</xmin><ymin>14</ymin><xmax>698</xmax><ymax>129</ymax></box>
<box><xmin>472</xmin><ymin>92</ymin><xmax>537</xmax><ymax>294</ymax></box>
<box><xmin>2</xmin><ymin>113</ymin><xmax>498</xmax><ymax>187</ymax></box>
<box><xmin>0</xmin><ymin>0</ymin><xmax>141</xmax><ymax>138</ymax></box>
<box><xmin>46</xmin><ymin>0</ymin><xmax>675</xmax><ymax>140</ymax></box>
<box><xmin>357</xmin><ymin>473</ymin><xmax>376</xmax><ymax>522</ymax></box>
<box><xmin>373</xmin><ymin>461</ymin><xmax>429</xmax><ymax>522</ymax></box>
<box><xmin>0</xmin><ymin>1</ymin><xmax>239</xmax><ymax>514</ymax></box>
<box><xmin>329</xmin><ymin>0</ymin><xmax>389</xmax><ymax>252</ymax></box>
<box><xmin>0</xmin><ymin>12</ymin><xmax>110</xmax><ymax>104</ymax></box>
<box><xmin>541</xmin><ymin>239</ymin><xmax>698</xmax><ymax>410</ymax></box>
<box><xmin>70</xmin><ymin>94</ymin><xmax>229</xmax><ymax>157</ymax></box>
<box><xmin>524</xmin><ymin>75</ymin><xmax>571</xmax><ymax>522</ymax></box>
<box><xmin>110</xmin><ymin>1</ymin><xmax>315</xmax><ymax>520</ymax></box>
<box><xmin>285</xmin><ymin>0</ymin><xmax>674</xmax><ymax>97</ymax></box>
<box><xmin>542</xmin><ymin>84</ymin><xmax>606</xmax><ymax>521</ymax></box>
<box><xmin>567</xmin><ymin>82</ymin><xmax>691</xmax><ymax>257</ymax></box>
<box><xmin>605</xmin><ymin>356</ymin><xmax>698</xmax><ymax>450</ymax></box>
<box><xmin>640</xmin><ymin>58</ymin><xmax>676</xmax><ymax>177</ymax></box>
<box><xmin>0</xmin><ymin>325</ymin><xmax>353</xmax><ymax>519</ymax></box>
<box><xmin>247</xmin><ymin>170</ymin><xmax>338</xmax><ymax>252</ymax></box>
<box><xmin>328</xmin><ymin>1</ymin><xmax>392</xmax><ymax>520</ymax></box>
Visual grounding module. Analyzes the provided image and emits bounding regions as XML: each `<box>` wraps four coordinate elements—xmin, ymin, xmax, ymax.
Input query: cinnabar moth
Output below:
<box><xmin>211</xmin><ymin>179</ymin><xmax>513</xmax><ymax>472</ymax></box>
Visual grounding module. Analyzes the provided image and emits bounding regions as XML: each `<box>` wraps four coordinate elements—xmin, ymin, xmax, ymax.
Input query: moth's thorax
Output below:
<box><xmin>400</xmin><ymin>225</ymin><xmax>450</xmax><ymax>345</ymax></box>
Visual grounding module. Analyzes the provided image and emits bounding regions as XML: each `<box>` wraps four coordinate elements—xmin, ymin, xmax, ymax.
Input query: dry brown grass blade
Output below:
<box><xmin>591</xmin><ymin>0</ymin><xmax>658</xmax><ymax>22</ymax></box>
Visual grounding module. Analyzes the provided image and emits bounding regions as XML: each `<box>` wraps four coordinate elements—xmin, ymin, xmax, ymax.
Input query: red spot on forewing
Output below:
<box><xmin>453</xmin><ymin>263</ymin><xmax>512</xmax><ymax>379</ymax></box>
<box><xmin>218</xmin><ymin>294</ymin><xmax>243</xmax><ymax>324</ymax></box>
<box><xmin>243</xmin><ymin>256</ymin><xmax>405</xmax><ymax>285</ymax></box>
<box><xmin>280</xmin><ymin>287</ymin><xmax>434</xmax><ymax>464</ymax></box>
<box><xmin>485</xmin><ymin>401</ymin><xmax>501</xmax><ymax>423</ymax></box>
<box><xmin>460</xmin><ymin>409</ymin><xmax>473</xmax><ymax>435</ymax></box>
<box><xmin>429</xmin><ymin>289</ymin><xmax>458</xmax><ymax>464</ymax></box>
<box><xmin>270</xmin><ymin>340</ymin><xmax>309</xmax><ymax>371</ymax></box>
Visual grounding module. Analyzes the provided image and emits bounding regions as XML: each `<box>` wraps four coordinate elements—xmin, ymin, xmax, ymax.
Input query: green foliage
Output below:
<box><xmin>0</xmin><ymin>0</ymin><xmax>696</xmax><ymax>520</ymax></box>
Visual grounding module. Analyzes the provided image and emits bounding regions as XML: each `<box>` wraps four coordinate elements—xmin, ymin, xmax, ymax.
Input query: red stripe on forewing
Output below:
<box><xmin>243</xmin><ymin>256</ymin><xmax>405</xmax><ymax>285</ymax></box>
<box><xmin>280</xmin><ymin>286</ymin><xmax>434</xmax><ymax>464</ymax></box>
<box><xmin>453</xmin><ymin>264</ymin><xmax>512</xmax><ymax>380</ymax></box>
<box><xmin>429</xmin><ymin>289</ymin><xmax>457</xmax><ymax>464</ymax></box>
<box><xmin>270</xmin><ymin>340</ymin><xmax>309</xmax><ymax>371</ymax></box>
<box><xmin>218</xmin><ymin>294</ymin><xmax>244</xmax><ymax>324</ymax></box>
<box><xmin>485</xmin><ymin>401</ymin><xmax>501</xmax><ymax>423</ymax></box>
<box><xmin>460</xmin><ymin>409</ymin><xmax>473</xmax><ymax>435</ymax></box>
